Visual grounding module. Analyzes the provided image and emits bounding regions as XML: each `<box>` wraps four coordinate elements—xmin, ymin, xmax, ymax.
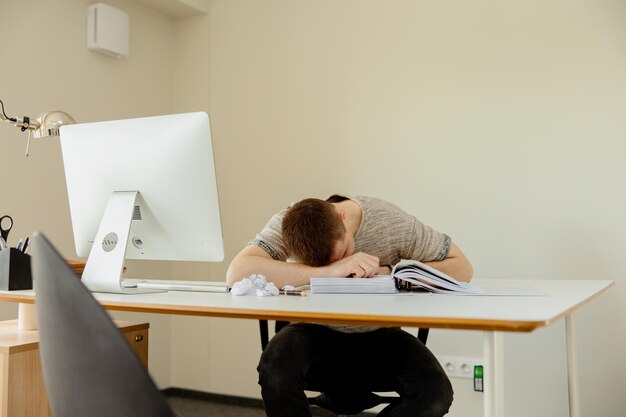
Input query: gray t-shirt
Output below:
<box><xmin>250</xmin><ymin>195</ymin><xmax>450</xmax><ymax>264</ymax></box>
<box><xmin>249</xmin><ymin>195</ymin><xmax>451</xmax><ymax>332</ymax></box>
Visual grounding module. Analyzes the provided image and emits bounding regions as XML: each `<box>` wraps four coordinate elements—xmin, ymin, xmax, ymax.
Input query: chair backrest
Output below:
<box><xmin>32</xmin><ymin>232</ymin><xmax>175</xmax><ymax>417</ymax></box>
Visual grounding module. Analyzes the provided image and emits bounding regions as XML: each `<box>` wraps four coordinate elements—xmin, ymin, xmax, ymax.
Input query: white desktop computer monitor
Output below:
<box><xmin>59</xmin><ymin>112</ymin><xmax>224</xmax><ymax>293</ymax></box>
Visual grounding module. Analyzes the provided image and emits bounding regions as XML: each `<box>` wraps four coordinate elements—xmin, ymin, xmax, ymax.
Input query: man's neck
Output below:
<box><xmin>332</xmin><ymin>199</ymin><xmax>362</xmax><ymax>237</ymax></box>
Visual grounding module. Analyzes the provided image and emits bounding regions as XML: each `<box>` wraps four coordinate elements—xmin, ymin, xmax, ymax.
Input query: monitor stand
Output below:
<box><xmin>81</xmin><ymin>191</ymin><xmax>163</xmax><ymax>294</ymax></box>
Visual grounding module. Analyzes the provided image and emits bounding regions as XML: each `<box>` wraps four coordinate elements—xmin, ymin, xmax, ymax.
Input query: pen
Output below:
<box><xmin>21</xmin><ymin>236</ymin><xmax>30</xmax><ymax>253</ymax></box>
<box><xmin>280</xmin><ymin>289</ymin><xmax>308</xmax><ymax>296</ymax></box>
<box><xmin>16</xmin><ymin>239</ymin><xmax>23</xmax><ymax>251</ymax></box>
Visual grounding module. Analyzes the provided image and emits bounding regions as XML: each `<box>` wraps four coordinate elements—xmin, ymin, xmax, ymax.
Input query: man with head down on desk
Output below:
<box><xmin>227</xmin><ymin>194</ymin><xmax>473</xmax><ymax>417</ymax></box>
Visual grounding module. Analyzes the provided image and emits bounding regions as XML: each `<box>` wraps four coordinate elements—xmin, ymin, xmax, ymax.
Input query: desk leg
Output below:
<box><xmin>566</xmin><ymin>314</ymin><xmax>581</xmax><ymax>417</ymax></box>
<box><xmin>483</xmin><ymin>331</ymin><xmax>503</xmax><ymax>417</ymax></box>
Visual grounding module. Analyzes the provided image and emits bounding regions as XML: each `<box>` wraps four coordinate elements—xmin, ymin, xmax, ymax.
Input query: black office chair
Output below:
<box><xmin>259</xmin><ymin>319</ymin><xmax>430</xmax><ymax>416</ymax></box>
<box><xmin>31</xmin><ymin>232</ymin><xmax>175</xmax><ymax>417</ymax></box>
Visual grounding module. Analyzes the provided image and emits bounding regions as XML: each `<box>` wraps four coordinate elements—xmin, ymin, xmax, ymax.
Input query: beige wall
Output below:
<box><xmin>0</xmin><ymin>0</ymin><xmax>179</xmax><ymax>387</ymax></box>
<box><xmin>205</xmin><ymin>1</ymin><xmax>626</xmax><ymax>416</ymax></box>
<box><xmin>2</xmin><ymin>1</ymin><xmax>626</xmax><ymax>416</ymax></box>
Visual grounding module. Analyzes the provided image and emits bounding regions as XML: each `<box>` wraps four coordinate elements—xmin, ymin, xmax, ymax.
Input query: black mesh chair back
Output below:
<box><xmin>32</xmin><ymin>232</ymin><xmax>175</xmax><ymax>417</ymax></box>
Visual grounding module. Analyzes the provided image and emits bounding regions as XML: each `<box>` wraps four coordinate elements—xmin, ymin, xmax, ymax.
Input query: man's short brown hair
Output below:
<box><xmin>281</xmin><ymin>198</ymin><xmax>346</xmax><ymax>266</ymax></box>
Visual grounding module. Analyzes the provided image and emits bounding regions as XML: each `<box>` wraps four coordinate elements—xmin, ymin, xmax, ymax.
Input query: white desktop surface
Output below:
<box><xmin>0</xmin><ymin>278</ymin><xmax>613</xmax><ymax>417</ymax></box>
<box><xmin>0</xmin><ymin>279</ymin><xmax>612</xmax><ymax>332</ymax></box>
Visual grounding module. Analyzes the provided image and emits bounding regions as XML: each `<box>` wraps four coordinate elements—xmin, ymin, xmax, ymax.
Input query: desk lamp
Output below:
<box><xmin>1</xmin><ymin>99</ymin><xmax>75</xmax><ymax>156</ymax></box>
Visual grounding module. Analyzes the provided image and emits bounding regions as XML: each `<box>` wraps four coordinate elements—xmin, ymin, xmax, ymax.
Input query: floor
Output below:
<box><xmin>164</xmin><ymin>389</ymin><xmax>374</xmax><ymax>417</ymax></box>
<box><xmin>167</xmin><ymin>395</ymin><xmax>268</xmax><ymax>417</ymax></box>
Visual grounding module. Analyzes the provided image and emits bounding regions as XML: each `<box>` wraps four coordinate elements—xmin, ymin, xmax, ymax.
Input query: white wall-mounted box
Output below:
<box><xmin>87</xmin><ymin>3</ymin><xmax>129</xmax><ymax>58</ymax></box>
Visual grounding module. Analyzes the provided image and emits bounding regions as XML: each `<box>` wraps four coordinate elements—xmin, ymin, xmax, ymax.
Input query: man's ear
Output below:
<box><xmin>338</xmin><ymin>210</ymin><xmax>346</xmax><ymax>221</ymax></box>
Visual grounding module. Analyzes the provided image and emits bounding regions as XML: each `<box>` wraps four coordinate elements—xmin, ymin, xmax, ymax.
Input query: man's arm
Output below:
<box><xmin>424</xmin><ymin>241</ymin><xmax>473</xmax><ymax>282</ymax></box>
<box><xmin>227</xmin><ymin>246</ymin><xmax>314</xmax><ymax>288</ymax></box>
<box><xmin>226</xmin><ymin>245</ymin><xmax>381</xmax><ymax>288</ymax></box>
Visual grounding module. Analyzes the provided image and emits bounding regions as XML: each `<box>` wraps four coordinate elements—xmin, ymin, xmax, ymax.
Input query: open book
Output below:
<box><xmin>391</xmin><ymin>259</ymin><xmax>484</xmax><ymax>294</ymax></box>
<box><xmin>310</xmin><ymin>259</ymin><xmax>484</xmax><ymax>295</ymax></box>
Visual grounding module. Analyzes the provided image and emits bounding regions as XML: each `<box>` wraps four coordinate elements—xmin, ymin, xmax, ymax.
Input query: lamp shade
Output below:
<box><xmin>33</xmin><ymin>111</ymin><xmax>76</xmax><ymax>138</ymax></box>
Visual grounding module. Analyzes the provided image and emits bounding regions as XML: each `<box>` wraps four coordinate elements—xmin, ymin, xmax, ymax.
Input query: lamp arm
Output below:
<box><xmin>0</xmin><ymin>100</ymin><xmax>39</xmax><ymax>132</ymax></box>
<box><xmin>8</xmin><ymin>115</ymin><xmax>40</xmax><ymax>132</ymax></box>
<box><xmin>1</xmin><ymin>99</ymin><xmax>75</xmax><ymax>156</ymax></box>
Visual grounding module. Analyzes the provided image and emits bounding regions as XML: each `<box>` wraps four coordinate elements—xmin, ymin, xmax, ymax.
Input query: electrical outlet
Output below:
<box><xmin>438</xmin><ymin>355</ymin><xmax>483</xmax><ymax>379</ymax></box>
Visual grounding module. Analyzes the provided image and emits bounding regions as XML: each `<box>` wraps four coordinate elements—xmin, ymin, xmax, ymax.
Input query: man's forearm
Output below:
<box><xmin>424</xmin><ymin>241</ymin><xmax>473</xmax><ymax>282</ymax></box>
<box><xmin>227</xmin><ymin>247</ymin><xmax>384</xmax><ymax>288</ymax></box>
<box><xmin>425</xmin><ymin>257</ymin><xmax>473</xmax><ymax>282</ymax></box>
<box><xmin>226</xmin><ymin>254</ymin><xmax>317</xmax><ymax>288</ymax></box>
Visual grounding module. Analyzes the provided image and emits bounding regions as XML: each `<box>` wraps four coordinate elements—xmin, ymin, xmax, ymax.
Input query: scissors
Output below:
<box><xmin>0</xmin><ymin>215</ymin><xmax>13</xmax><ymax>245</ymax></box>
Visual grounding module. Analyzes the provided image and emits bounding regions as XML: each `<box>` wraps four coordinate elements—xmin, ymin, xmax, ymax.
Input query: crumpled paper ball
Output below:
<box><xmin>231</xmin><ymin>274</ymin><xmax>279</xmax><ymax>297</ymax></box>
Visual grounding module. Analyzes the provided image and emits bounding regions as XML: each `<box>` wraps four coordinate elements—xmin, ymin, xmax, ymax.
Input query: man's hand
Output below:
<box><xmin>378</xmin><ymin>265</ymin><xmax>392</xmax><ymax>275</ymax></box>
<box><xmin>320</xmin><ymin>252</ymin><xmax>381</xmax><ymax>278</ymax></box>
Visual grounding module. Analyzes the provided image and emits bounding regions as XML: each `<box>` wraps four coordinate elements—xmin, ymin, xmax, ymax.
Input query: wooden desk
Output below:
<box><xmin>0</xmin><ymin>278</ymin><xmax>613</xmax><ymax>417</ymax></box>
<box><xmin>0</xmin><ymin>320</ymin><xmax>149</xmax><ymax>417</ymax></box>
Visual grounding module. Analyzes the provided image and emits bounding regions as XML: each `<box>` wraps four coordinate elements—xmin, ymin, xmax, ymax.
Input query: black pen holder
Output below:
<box><xmin>0</xmin><ymin>248</ymin><xmax>32</xmax><ymax>291</ymax></box>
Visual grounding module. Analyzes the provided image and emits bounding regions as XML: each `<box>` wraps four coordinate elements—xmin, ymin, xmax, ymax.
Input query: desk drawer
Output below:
<box><xmin>123</xmin><ymin>327</ymin><xmax>149</xmax><ymax>365</ymax></box>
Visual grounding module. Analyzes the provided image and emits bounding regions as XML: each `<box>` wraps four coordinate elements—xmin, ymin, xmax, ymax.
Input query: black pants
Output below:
<box><xmin>257</xmin><ymin>323</ymin><xmax>453</xmax><ymax>417</ymax></box>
